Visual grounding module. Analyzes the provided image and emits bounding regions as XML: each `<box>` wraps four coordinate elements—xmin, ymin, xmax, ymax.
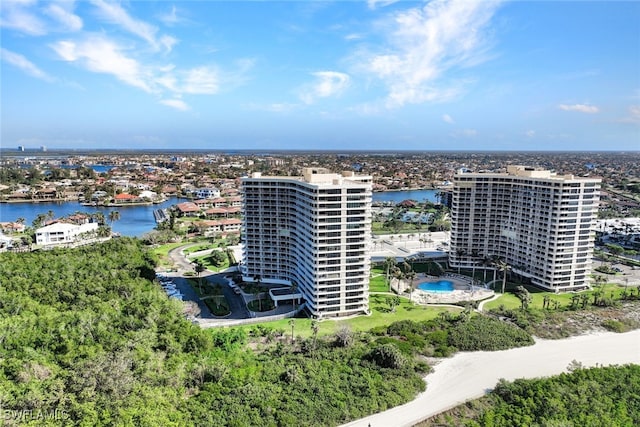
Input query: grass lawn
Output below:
<box><xmin>189</xmin><ymin>252</ymin><xmax>230</xmax><ymax>272</ymax></box>
<box><xmin>151</xmin><ymin>242</ymin><xmax>186</xmax><ymax>268</ymax></box>
<box><xmin>183</xmin><ymin>244</ymin><xmax>214</xmax><ymax>255</ymax></box>
<box><xmin>237</xmin><ymin>293</ymin><xmax>461</xmax><ymax>339</ymax></box>
<box><xmin>369</xmin><ymin>274</ymin><xmax>390</xmax><ymax>292</ymax></box>
<box><xmin>482</xmin><ymin>283</ymin><xmax>628</xmax><ymax>311</ymax></box>
<box><xmin>372</xmin><ymin>222</ymin><xmax>428</xmax><ymax>235</ymax></box>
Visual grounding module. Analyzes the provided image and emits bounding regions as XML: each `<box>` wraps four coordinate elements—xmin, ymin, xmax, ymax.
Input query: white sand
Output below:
<box><xmin>341</xmin><ymin>330</ymin><xmax>640</xmax><ymax>427</ymax></box>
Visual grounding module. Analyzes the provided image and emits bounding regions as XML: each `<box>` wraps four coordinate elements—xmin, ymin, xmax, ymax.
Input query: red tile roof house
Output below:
<box><xmin>175</xmin><ymin>202</ymin><xmax>201</xmax><ymax>217</ymax></box>
<box><xmin>194</xmin><ymin>199</ymin><xmax>214</xmax><ymax>209</ymax></box>
<box><xmin>204</xmin><ymin>207</ymin><xmax>230</xmax><ymax>218</ymax></box>
<box><xmin>114</xmin><ymin>193</ymin><xmax>139</xmax><ymax>204</ymax></box>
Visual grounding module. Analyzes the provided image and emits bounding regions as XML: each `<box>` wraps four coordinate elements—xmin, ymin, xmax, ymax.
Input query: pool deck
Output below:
<box><xmin>394</xmin><ymin>273</ymin><xmax>495</xmax><ymax>305</ymax></box>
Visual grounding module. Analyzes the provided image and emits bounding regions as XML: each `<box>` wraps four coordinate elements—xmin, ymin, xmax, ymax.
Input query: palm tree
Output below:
<box><xmin>481</xmin><ymin>254</ymin><xmax>493</xmax><ymax>284</ymax></box>
<box><xmin>470</xmin><ymin>250</ymin><xmax>480</xmax><ymax>283</ymax></box>
<box><xmin>311</xmin><ymin>320</ymin><xmax>319</xmax><ymax>353</ymax></box>
<box><xmin>402</xmin><ymin>261</ymin><xmax>417</xmax><ymax>302</ymax></box>
<box><xmin>383</xmin><ymin>257</ymin><xmax>397</xmax><ymax>292</ymax></box>
<box><xmin>291</xmin><ymin>281</ymin><xmax>299</xmax><ymax>309</ymax></box>
<box><xmin>194</xmin><ymin>260</ymin><xmax>206</xmax><ymax>293</ymax></box>
<box><xmin>454</xmin><ymin>248</ymin><xmax>466</xmax><ymax>274</ymax></box>
<box><xmin>254</xmin><ymin>274</ymin><xmax>263</xmax><ymax>311</ymax></box>
<box><xmin>288</xmin><ymin>318</ymin><xmax>295</xmax><ymax>345</ymax></box>
<box><xmin>495</xmin><ymin>259</ymin><xmax>511</xmax><ymax>294</ymax></box>
<box><xmin>490</xmin><ymin>255</ymin><xmax>501</xmax><ymax>284</ymax></box>
<box><xmin>108</xmin><ymin>210</ymin><xmax>121</xmax><ymax>225</ymax></box>
<box><xmin>392</xmin><ymin>265</ymin><xmax>404</xmax><ymax>291</ymax></box>
<box><xmin>92</xmin><ymin>211</ymin><xmax>106</xmax><ymax>225</ymax></box>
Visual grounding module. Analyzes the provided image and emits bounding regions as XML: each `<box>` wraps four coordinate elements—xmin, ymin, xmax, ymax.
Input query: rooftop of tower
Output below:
<box><xmin>246</xmin><ymin>167</ymin><xmax>372</xmax><ymax>186</ymax></box>
<box><xmin>456</xmin><ymin>165</ymin><xmax>601</xmax><ymax>183</ymax></box>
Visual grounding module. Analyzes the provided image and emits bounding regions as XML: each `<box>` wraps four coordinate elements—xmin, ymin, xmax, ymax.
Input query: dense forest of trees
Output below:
<box><xmin>420</xmin><ymin>364</ymin><xmax>640</xmax><ymax>426</ymax></box>
<box><xmin>0</xmin><ymin>239</ymin><xmax>631</xmax><ymax>426</ymax></box>
<box><xmin>0</xmin><ymin>239</ymin><xmax>430</xmax><ymax>426</ymax></box>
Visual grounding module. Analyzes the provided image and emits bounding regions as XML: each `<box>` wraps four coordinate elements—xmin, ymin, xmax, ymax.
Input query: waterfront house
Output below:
<box><xmin>35</xmin><ymin>222</ymin><xmax>99</xmax><ymax>246</ymax></box>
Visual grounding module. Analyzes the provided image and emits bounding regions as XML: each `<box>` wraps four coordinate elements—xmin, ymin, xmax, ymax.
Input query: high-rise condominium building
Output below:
<box><xmin>241</xmin><ymin>168</ymin><xmax>372</xmax><ymax>318</ymax></box>
<box><xmin>450</xmin><ymin>165</ymin><xmax>601</xmax><ymax>291</ymax></box>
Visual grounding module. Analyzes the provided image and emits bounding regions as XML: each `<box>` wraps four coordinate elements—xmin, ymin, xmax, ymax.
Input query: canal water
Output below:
<box><xmin>0</xmin><ymin>198</ymin><xmax>177</xmax><ymax>237</ymax></box>
<box><xmin>0</xmin><ymin>189</ymin><xmax>441</xmax><ymax>237</ymax></box>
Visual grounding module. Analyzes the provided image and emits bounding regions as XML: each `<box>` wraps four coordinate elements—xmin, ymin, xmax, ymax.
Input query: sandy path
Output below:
<box><xmin>341</xmin><ymin>330</ymin><xmax>640</xmax><ymax>427</ymax></box>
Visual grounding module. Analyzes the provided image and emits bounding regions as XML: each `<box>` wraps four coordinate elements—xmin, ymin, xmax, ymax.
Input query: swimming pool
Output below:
<box><xmin>417</xmin><ymin>280</ymin><xmax>454</xmax><ymax>293</ymax></box>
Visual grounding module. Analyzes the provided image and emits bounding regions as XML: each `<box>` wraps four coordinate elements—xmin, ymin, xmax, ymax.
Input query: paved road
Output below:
<box><xmin>164</xmin><ymin>244</ymin><xmax>289</xmax><ymax>323</ymax></box>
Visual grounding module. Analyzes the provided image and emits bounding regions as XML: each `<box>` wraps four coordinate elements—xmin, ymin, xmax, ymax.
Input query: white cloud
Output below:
<box><xmin>90</xmin><ymin>0</ymin><xmax>175</xmax><ymax>52</ymax></box>
<box><xmin>159</xmin><ymin>5</ymin><xmax>185</xmax><ymax>26</ymax></box>
<box><xmin>558</xmin><ymin>103</ymin><xmax>599</xmax><ymax>114</ymax></box>
<box><xmin>160</xmin><ymin>99</ymin><xmax>189</xmax><ymax>111</ymax></box>
<box><xmin>367</xmin><ymin>0</ymin><xmax>401</xmax><ymax>10</ymax></box>
<box><xmin>51</xmin><ymin>36</ymin><xmax>153</xmax><ymax>92</ymax></box>
<box><xmin>45</xmin><ymin>2</ymin><xmax>82</xmax><ymax>32</ymax></box>
<box><xmin>1</xmin><ymin>47</ymin><xmax>54</xmax><ymax>82</ymax></box>
<box><xmin>300</xmin><ymin>71</ymin><xmax>350</xmax><ymax>104</ymax></box>
<box><xmin>525</xmin><ymin>129</ymin><xmax>535</xmax><ymax>138</ymax></box>
<box><xmin>442</xmin><ymin>113</ymin><xmax>454</xmax><ymax>124</ymax></box>
<box><xmin>0</xmin><ymin>0</ymin><xmax>47</xmax><ymax>35</ymax></box>
<box><xmin>182</xmin><ymin>66</ymin><xmax>219</xmax><ymax>94</ymax></box>
<box><xmin>617</xmin><ymin>105</ymin><xmax>640</xmax><ymax>124</ymax></box>
<box><xmin>246</xmin><ymin>103</ymin><xmax>299</xmax><ymax>113</ymax></box>
<box><xmin>359</xmin><ymin>0</ymin><xmax>502</xmax><ymax>108</ymax></box>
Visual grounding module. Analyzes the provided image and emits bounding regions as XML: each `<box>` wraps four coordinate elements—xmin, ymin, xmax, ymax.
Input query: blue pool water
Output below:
<box><xmin>417</xmin><ymin>280</ymin><xmax>454</xmax><ymax>293</ymax></box>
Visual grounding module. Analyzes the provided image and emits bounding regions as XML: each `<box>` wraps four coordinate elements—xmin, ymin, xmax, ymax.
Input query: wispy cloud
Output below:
<box><xmin>182</xmin><ymin>66</ymin><xmax>219</xmax><ymax>94</ymax></box>
<box><xmin>51</xmin><ymin>36</ymin><xmax>153</xmax><ymax>92</ymax></box>
<box><xmin>358</xmin><ymin>0</ymin><xmax>503</xmax><ymax>108</ymax></box>
<box><xmin>50</xmin><ymin>34</ymin><xmax>247</xmax><ymax>102</ymax></box>
<box><xmin>367</xmin><ymin>0</ymin><xmax>401</xmax><ymax>10</ymax></box>
<box><xmin>90</xmin><ymin>0</ymin><xmax>176</xmax><ymax>52</ymax></box>
<box><xmin>44</xmin><ymin>2</ymin><xmax>83</xmax><ymax>32</ymax></box>
<box><xmin>442</xmin><ymin>113</ymin><xmax>455</xmax><ymax>124</ymax></box>
<box><xmin>617</xmin><ymin>105</ymin><xmax>640</xmax><ymax>124</ymax></box>
<box><xmin>0</xmin><ymin>0</ymin><xmax>47</xmax><ymax>35</ymax></box>
<box><xmin>246</xmin><ymin>103</ymin><xmax>299</xmax><ymax>113</ymax></box>
<box><xmin>160</xmin><ymin>99</ymin><xmax>189</xmax><ymax>111</ymax></box>
<box><xmin>158</xmin><ymin>5</ymin><xmax>185</xmax><ymax>27</ymax></box>
<box><xmin>558</xmin><ymin>103</ymin><xmax>599</xmax><ymax>114</ymax></box>
<box><xmin>1</xmin><ymin>47</ymin><xmax>54</xmax><ymax>82</ymax></box>
<box><xmin>300</xmin><ymin>71</ymin><xmax>350</xmax><ymax>104</ymax></box>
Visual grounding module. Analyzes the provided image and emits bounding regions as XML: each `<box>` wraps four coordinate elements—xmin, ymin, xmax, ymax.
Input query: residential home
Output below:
<box><xmin>35</xmin><ymin>222</ymin><xmax>99</xmax><ymax>246</ymax></box>
<box><xmin>175</xmin><ymin>202</ymin><xmax>201</xmax><ymax>217</ymax></box>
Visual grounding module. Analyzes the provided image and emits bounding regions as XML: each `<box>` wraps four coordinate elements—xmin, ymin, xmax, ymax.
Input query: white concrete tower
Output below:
<box><xmin>450</xmin><ymin>165</ymin><xmax>601</xmax><ymax>291</ymax></box>
<box><xmin>241</xmin><ymin>168</ymin><xmax>372</xmax><ymax>318</ymax></box>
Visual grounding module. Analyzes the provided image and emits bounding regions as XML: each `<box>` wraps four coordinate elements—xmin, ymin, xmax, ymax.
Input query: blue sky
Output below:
<box><xmin>1</xmin><ymin>0</ymin><xmax>639</xmax><ymax>151</ymax></box>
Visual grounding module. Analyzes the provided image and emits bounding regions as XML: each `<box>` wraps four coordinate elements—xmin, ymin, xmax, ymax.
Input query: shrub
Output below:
<box><xmin>448</xmin><ymin>315</ymin><xmax>534</xmax><ymax>351</ymax></box>
<box><xmin>367</xmin><ymin>344</ymin><xmax>408</xmax><ymax>369</ymax></box>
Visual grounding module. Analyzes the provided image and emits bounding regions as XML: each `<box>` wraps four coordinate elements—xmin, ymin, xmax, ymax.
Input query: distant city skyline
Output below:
<box><xmin>2</xmin><ymin>1</ymin><xmax>639</xmax><ymax>151</ymax></box>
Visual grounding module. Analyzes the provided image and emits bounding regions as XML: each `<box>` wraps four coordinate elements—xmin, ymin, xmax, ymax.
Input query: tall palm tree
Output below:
<box><xmin>454</xmin><ymin>248</ymin><xmax>466</xmax><ymax>274</ymax></box>
<box><xmin>470</xmin><ymin>250</ymin><xmax>480</xmax><ymax>283</ymax></box>
<box><xmin>404</xmin><ymin>265</ymin><xmax>417</xmax><ymax>302</ymax></box>
<box><xmin>288</xmin><ymin>318</ymin><xmax>295</xmax><ymax>345</ymax></box>
<box><xmin>495</xmin><ymin>259</ymin><xmax>511</xmax><ymax>294</ymax></box>
<box><xmin>383</xmin><ymin>257</ymin><xmax>397</xmax><ymax>292</ymax></box>
<box><xmin>194</xmin><ymin>260</ymin><xmax>206</xmax><ymax>294</ymax></box>
<box><xmin>311</xmin><ymin>320</ymin><xmax>319</xmax><ymax>354</ymax></box>
<box><xmin>108</xmin><ymin>210</ymin><xmax>121</xmax><ymax>225</ymax></box>
<box><xmin>291</xmin><ymin>281</ymin><xmax>299</xmax><ymax>309</ymax></box>
<box><xmin>481</xmin><ymin>254</ymin><xmax>493</xmax><ymax>284</ymax></box>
